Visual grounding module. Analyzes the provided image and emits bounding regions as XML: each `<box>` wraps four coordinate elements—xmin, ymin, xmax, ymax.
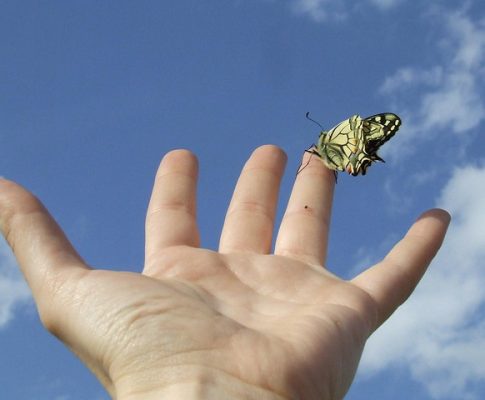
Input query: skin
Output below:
<box><xmin>0</xmin><ymin>145</ymin><xmax>450</xmax><ymax>399</ymax></box>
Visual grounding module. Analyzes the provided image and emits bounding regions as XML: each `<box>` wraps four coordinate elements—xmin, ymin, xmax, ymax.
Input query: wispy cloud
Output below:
<box><xmin>359</xmin><ymin>163</ymin><xmax>485</xmax><ymax>399</ymax></box>
<box><xmin>368</xmin><ymin>0</ymin><xmax>401</xmax><ymax>10</ymax></box>
<box><xmin>380</xmin><ymin>6</ymin><xmax>485</xmax><ymax>157</ymax></box>
<box><xmin>0</xmin><ymin>238</ymin><xmax>31</xmax><ymax>328</ymax></box>
<box><xmin>291</xmin><ymin>0</ymin><xmax>336</xmax><ymax>22</ymax></box>
<box><xmin>291</xmin><ymin>0</ymin><xmax>400</xmax><ymax>22</ymax></box>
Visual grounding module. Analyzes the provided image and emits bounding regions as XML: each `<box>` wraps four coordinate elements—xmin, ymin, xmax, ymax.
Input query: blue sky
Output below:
<box><xmin>1</xmin><ymin>0</ymin><xmax>484</xmax><ymax>399</ymax></box>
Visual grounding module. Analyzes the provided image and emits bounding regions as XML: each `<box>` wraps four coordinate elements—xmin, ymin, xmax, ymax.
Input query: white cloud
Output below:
<box><xmin>0</xmin><ymin>238</ymin><xmax>31</xmax><ymax>328</ymax></box>
<box><xmin>447</xmin><ymin>8</ymin><xmax>485</xmax><ymax>70</ymax></box>
<box><xmin>420</xmin><ymin>70</ymin><xmax>484</xmax><ymax>133</ymax></box>
<box><xmin>380</xmin><ymin>7</ymin><xmax>485</xmax><ymax>149</ymax></box>
<box><xmin>291</xmin><ymin>0</ymin><xmax>338</xmax><ymax>22</ymax></box>
<box><xmin>359</xmin><ymin>163</ymin><xmax>485</xmax><ymax>399</ymax></box>
<box><xmin>380</xmin><ymin>66</ymin><xmax>443</xmax><ymax>94</ymax></box>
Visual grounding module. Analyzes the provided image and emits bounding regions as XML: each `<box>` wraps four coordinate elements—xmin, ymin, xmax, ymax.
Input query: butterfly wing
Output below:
<box><xmin>311</xmin><ymin>113</ymin><xmax>401</xmax><ymax>177</ymax></box>
<box><xmin>317</xmin><ymin>115</ymin><xmax>369</xmax><ymax>175</ymax></box>
<box><xmin>362</xmin><ymin>113</ymin><xmax>401</xmax><ymax>160</ymax></box>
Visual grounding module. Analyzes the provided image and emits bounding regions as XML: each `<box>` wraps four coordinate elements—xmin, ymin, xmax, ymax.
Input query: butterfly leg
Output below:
<box><xmin>296</xmin><ymin>146</ymin><xmax>320</xmax><ymax>175</ymax></box>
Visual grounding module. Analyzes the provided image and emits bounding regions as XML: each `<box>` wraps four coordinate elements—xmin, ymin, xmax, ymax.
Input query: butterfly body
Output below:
<box><xmin>309</xmin><ymin>113</ymin><xmax>401</xmax><ymax>176</ymax></box>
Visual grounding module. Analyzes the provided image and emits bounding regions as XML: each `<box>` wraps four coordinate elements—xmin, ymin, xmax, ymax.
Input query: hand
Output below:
<box><xmin>0</xmin><ymin>145</ymin><xmax>450</xmax><ymax>399</ymax></box>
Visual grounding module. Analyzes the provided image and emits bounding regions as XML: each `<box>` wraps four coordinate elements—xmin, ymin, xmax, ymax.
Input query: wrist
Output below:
<box><xmin>116</xmin><ymin>366</ymin><xmax>287</xmax><ymax>400</ymax></box>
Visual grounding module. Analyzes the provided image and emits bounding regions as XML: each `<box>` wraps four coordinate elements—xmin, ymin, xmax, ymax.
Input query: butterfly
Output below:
<box><xmin>303</xmin><ymin>113</ymin><xmax>401</xmax><ymax>176</ymax></box>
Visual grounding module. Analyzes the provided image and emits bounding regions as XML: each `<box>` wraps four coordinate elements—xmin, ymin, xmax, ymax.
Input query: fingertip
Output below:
<box><xmin>158</xmin><ymin>149</ymin><xmax>199</xmax><ymax>178</ymax></box>
<box><xmin>410</xmin><ymin>208</ymin><xmax>451</xmax><ymax>245</ymax></box>
<box><xmin>242</xmin><ymin>145</ymin><xmax>287</xmax><ymax>174</ymax></box>
<box><xmin>162</xmin><ymin>148</ymin><xmax>198</xmax><ymax>163</ymax></box>
<box><xmin>0</xmin><ymin>176</ymin><xmax>19</xmax><ymax>190</ymax></box>
<box><xmin>0</xmin><ymin>179</ymin><xmax>43</xmax><ymax>218</ymax></box>
<box><xmin>251</xmin><ymin>144</ymin><xmax>288</xmax><ymax>165</ymax></box>
<box><xmin>417</xmin><ymin>208</ymin><xmax>451</xmax><ymax>226</ymax></box>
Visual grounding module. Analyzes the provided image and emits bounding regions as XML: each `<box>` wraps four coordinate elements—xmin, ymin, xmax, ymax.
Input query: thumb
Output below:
<box><xmin>352</xmin><ymin>208</ymin><xmax>451</xmax><ymax>330</ymax></box>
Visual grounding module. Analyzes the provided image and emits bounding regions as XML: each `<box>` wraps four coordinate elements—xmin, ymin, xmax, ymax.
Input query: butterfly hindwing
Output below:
<box><xmin>362</xmin><ymin>113</ymin><xmax>401</xmax><ymax>158</ymax></box>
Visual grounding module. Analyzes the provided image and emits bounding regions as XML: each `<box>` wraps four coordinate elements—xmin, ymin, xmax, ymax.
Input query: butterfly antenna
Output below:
<box><xmin>305</xmin><ymin>112</ymin><xmax>324</xmax><ymax>130</ymax></box>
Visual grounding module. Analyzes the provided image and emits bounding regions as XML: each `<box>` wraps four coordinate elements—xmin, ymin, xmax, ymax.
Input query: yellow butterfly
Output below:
<box><xmin>305</xmin><ymin>113</ymin><xmax>401</xmax><ymax>176</ymax></box>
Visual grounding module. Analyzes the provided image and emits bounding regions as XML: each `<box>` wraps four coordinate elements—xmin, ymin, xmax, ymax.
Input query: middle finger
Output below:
<box><xmin>219</xmin><ymin>145</ymin><xmax>287</xmax><ymax>254</ymax></box>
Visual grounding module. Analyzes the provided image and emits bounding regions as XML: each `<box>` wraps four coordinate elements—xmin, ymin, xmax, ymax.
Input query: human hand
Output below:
<box><xmin>0</xmin><ymin>145</ymin><xmax>450</xmax><ymax>399</ymax></box>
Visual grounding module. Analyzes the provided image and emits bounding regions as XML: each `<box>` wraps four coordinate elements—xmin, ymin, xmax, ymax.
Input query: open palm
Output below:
<box><xmin>0</xmin><ymin>145</ymin><xmax>449</xmax><ymax>399</ymax></box>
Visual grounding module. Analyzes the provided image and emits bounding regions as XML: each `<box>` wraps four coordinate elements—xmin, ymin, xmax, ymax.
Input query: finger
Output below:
<box><xmin>219</xmin><ymin>145</ymin><xmax>287</xmax><ymax>254</ymax></box>
<box><xmin>352</xmin><ymin>209</ymin><xmax>451</xmax><ymax>330</ymax></box>
<box><xmin>274</xmin><ymin>152</ymin><xmax>335</xmax><ymax>266</ymax></box>
<box><xmin>145</xmin><ymin>150</ymin><xmax>199</xmax><ymax>266</ymax></box>
<box><xmin>0</xmin><ymin>178</ymin><xmax>87</xmax><ymax>298</ymax></box>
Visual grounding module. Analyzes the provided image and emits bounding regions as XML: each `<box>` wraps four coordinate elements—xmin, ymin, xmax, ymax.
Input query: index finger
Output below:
<box><xmin>274</xmin><ymin>152</ymin><xmax>335</xmax><ymax>266</ymax></box>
